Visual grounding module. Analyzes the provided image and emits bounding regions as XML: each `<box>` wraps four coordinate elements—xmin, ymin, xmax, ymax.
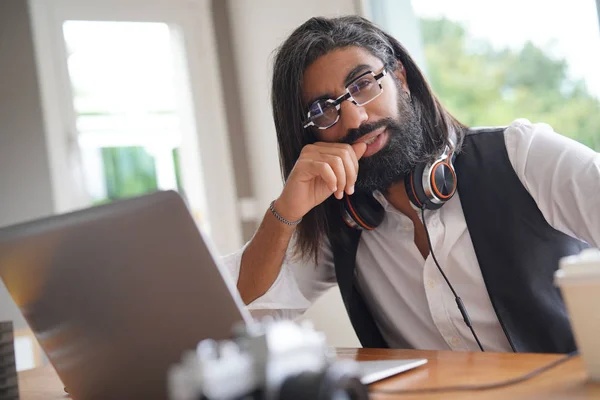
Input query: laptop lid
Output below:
<box><xmin>0</xmin><ymin>191</ymin><xmax>251</xmax><ymax>399</ymax></box>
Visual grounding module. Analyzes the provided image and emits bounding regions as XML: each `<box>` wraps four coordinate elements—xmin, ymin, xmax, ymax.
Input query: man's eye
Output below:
<box><xmin>307</xmin><ymin>102</ymin><xmax>327</xmax><ymax>119</ymax></box>
<box><xmin>312</xmin><ymin>101</ymin><xmax>331</xmax><ymax>113</ymax></box>
<box><xmin>309</xmin><ymin>102</ymin><xmax>324</xmax><ymax>115</ymax></box>
<box><xmin>351</xmin><ymin>78</ymin><xmax>372</xmax><ymax>92</ymax></box>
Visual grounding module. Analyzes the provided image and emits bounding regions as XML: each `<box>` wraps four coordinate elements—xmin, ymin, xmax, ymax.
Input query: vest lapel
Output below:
<box><xmin>331</xmin><ymin>222</ymin><xmax>389</xmax><ymax>348</ymax></box>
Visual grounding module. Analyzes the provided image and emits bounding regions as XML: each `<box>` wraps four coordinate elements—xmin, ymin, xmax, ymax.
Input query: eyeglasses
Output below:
<box><xmin>303</xmin><ymin>69</ymin><xmax>387</xmax><ymax>130</ymax></box>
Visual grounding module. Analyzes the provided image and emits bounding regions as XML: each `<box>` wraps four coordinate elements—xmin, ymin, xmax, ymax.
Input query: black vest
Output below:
<box><xmin>329</xmin><ymin>127</ymin><xmax>589</xmax><ymax>353</ymax></box>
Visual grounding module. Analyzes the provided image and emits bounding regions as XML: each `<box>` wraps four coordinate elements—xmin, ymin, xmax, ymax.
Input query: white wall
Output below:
<box><xmin>225</xmin><ymin>0</ymin><xmax>362</xmax><ymax>348</ymax></box>
<box><xmin>0</xmin><ymin>0</ymin><xmax>55</xmax><ymax>330</ymax></box>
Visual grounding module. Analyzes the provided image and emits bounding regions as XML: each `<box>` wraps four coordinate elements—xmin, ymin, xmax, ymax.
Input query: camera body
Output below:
<box><xmin>168</xmin><ymin>319</ymin><xmax>368</xmax><ymax>400</ymax></box>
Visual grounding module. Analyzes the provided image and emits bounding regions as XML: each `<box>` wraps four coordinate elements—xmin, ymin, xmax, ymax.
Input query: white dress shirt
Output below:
<box><xmin>221</xmin><ymin>119</ymin><xmax>600</xmax><ymax>352</ymax></box>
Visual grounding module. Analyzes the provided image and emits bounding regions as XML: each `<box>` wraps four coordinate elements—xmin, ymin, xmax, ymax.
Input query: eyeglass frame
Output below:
<box><xmin>303</xmin><ymin>68</ymin><xmax>388</xmax><ymax>130</ymax></box>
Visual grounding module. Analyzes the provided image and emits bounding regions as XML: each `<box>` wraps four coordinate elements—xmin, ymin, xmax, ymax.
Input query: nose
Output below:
<box><xmin>339</xmin><ymin>100</ymin><xmax>368</xmax><ymax>132</ymax></box>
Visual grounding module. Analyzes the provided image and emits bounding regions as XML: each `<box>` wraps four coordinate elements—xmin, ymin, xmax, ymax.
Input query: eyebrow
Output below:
<box><xmin>305</xmin><ymin>64</ymin><xmax>374</xmax><ymax>109</ymax></box>
<box><xmin>344</xmin><ymin>64</ymin><xmax>372</xmax><ymax>86</ymax></box>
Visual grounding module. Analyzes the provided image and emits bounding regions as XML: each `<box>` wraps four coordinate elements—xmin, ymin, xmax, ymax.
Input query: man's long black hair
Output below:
<box><xmin>271</xmin><ymin>16</ymin><xmax>466</xmax><ymax>262</ymax></box>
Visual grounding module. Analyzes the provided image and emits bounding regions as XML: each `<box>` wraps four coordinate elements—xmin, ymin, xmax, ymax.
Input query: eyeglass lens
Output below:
<box><xmin>309</xmin><ymin>73</ymin><xmax>382</xmax><ymax>129</ymax></box>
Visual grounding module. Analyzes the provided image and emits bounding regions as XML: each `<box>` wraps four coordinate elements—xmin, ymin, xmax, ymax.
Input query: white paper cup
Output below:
<box><xmin>555</xmin><ymin>248</ymin><xmax>600</xmax><ymax>382</ymax></box>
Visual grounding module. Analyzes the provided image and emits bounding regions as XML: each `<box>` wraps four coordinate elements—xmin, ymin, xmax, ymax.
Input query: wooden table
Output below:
<box><xmin>18</xmin><ymin>348</ymin><xmax>600</xmax><ymax>399</ymax></box>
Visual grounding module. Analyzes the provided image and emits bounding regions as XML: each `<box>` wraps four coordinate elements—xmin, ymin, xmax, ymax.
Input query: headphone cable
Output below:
<box><xmin>420</xmin><ymin>207</ymin><xmax>485</xmax><ymax>352</ymax></box>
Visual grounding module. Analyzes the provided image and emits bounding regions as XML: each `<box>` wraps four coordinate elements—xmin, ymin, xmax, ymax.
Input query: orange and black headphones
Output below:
<box><xmin>341</xmin><ymin>141</ymin><xmax>457</xmax><ymax>230</ymax></box>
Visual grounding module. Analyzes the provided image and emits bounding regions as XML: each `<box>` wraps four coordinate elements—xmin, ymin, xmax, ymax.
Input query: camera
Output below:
<box><xmin>168</xmin><ymin>319</ymin><xmax>369</xmax><ymax>400</ymax></box>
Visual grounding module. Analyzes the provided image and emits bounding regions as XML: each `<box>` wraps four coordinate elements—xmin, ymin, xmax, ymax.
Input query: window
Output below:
<box><xmin>63</xmin><ymin>21</ymin><xmax>185</xmax><ymax>205</ymax></box>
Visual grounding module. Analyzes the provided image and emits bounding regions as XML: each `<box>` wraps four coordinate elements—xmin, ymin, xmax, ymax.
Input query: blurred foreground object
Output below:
<box><xmin>555</xmin><ymin>248</ymin><xmax>600</xmax><ymax>382</ymax></box>
<box><xmin>168</xmin><ymin>319</ymin><xmax>368</xmax><ymax>400</ymax></box>
<box><xmin>0</xmin><ymin>321</ymin><xmax>19</xmax><ymax>399</ymax></box>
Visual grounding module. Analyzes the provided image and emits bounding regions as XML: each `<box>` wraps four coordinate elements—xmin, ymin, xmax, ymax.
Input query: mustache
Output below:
<box><xmin>340</xmin><ymin>118</ymin><xmax>396</xmax><ymax>144</ymax></box>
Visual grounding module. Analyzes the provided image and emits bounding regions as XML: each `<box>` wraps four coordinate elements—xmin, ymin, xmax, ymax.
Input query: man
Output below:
<box><xmin>222</xmin><ymin>16</ymin><xmax>600</xmax><ymax>353</ymax></box>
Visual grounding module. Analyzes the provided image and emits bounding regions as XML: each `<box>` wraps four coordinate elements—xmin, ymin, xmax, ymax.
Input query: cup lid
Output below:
<box><xmin>555</xmin><ymin>248</ymin><xmax>600</xmax><ymax>283</ymax></box>
<box><xmin>560</xmin><ymin>248</ymin><xmax>600</xmax><ymax>269</ymax></box>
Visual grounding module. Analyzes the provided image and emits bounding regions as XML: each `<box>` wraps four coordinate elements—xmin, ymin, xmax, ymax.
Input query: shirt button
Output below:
<box><xmin>427</xmin><ymin>279</ymin><xmax>436</xmax><ymax>289</ymax></box>
<box><xmin>450</xmin><ymin>337</ymin><xmax>461</xmax><ymax>347</ymax></box>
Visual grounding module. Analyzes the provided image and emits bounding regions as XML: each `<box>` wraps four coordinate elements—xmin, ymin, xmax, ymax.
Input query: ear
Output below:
<box><xmin>393</xmin><ymin>60</ymin><xmax>410</xmax><ymax>97</ymax></box>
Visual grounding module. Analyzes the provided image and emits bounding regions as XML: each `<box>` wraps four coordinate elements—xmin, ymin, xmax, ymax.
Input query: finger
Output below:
<box><xmin>313</xmin><ymin>141</ymin><xmax>358</xmax><ymax>157</ymax></box>
<box><xmin>313</xmin><ymin>142</ymin><xmax>360</xmax><ymax>171</ymax></box>
<box><xmin>311</xmin><ymin>161</ymin><xmax>338</xmax><ymax>194</ymax></box>
<box><xmin>322</xmin><ymin>151</ymin><xmax>357</xmax><ymax>195</ymax></box>
<box><xmin>313</xmin><ymin>145</ymin><xmax>358</xmax><ymax>195</ymax></box>
<box><xmin>299</xmin><ymin>143</ymin><xmax>320</xmax><ymax>158</ymax></box>
<box><xmin>321</xmin><ymin>155</ymin><xmax>347</xmax><ymax>199</ymax></box>
<box><xmin>351</xmin><ymin>142</ymin><xmax>368</xmax><ymax>160</ymax></box>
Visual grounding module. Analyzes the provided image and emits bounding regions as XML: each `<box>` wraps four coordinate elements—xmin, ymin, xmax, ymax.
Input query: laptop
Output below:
<box><xmin>0</xmin><ymin>191</ymin><xmax>426</xmax><ymax>398</ymax></box>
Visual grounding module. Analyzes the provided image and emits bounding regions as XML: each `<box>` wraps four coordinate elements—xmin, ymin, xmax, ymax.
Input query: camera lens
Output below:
<box><xmin>277</xmin><ymin>362</ymin><xmax>368</xmax><ymax>400</ymax></box>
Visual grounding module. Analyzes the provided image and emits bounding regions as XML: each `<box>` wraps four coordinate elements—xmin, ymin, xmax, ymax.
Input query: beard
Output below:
<box><xmin>342</xmin><ymin>92</ymin><xmax>425</xmax><ymax>193</ymax></box>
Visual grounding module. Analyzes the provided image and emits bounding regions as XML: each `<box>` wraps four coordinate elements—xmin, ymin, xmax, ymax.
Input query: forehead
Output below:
<box><xmin>302</xmin><ymin>46</ymin><xmax>384</xmax><ymax>104</ymax></box>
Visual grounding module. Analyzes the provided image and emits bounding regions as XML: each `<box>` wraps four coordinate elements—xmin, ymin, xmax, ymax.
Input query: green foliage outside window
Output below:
<box><xmin>421</xmin><ymin>18</ymin><xmax>600</xmax><ymax>150</ymax></box>
<box><xmin>92</xmin><ymin>146</ymin><xmax>184</xmax><ymax>206</ymax></box>
<box><xmin>100</xmin><ymin>146</ymin><xmax>158</xmax><ymax>202</ymax></box>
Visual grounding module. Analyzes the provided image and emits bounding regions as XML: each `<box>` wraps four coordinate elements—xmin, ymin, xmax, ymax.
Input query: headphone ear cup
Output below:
<box><xmin>405</xmin><ymin>162</ymin><xmax>429</xmax><ymax>209</ymax></box>
<box><xmin>341</xmin><ymin>191</ymin><xmax>385</xmax><ymax>230</ymax></box>
<box><xmin>406</xmin><ymin>159</ymin><xmax>456</xmax><ymax>210</ymax></box>
<box><xmin>431</xmin><ymin>161</ymin><xmax>457</xmax><ymax>201</ymax></box>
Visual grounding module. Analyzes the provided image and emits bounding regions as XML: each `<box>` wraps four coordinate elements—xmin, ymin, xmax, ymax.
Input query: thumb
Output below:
<box><xmin>351</xmin><ymin>142</ymin><xmax>368</xmax><ymax>160</ymax></box>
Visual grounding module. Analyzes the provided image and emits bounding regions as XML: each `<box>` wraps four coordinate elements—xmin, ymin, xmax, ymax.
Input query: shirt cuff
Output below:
<box><xmin>220</xmin><ymin>244</ymin><xmax>312</xmax><ymax>315</ymax></box>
